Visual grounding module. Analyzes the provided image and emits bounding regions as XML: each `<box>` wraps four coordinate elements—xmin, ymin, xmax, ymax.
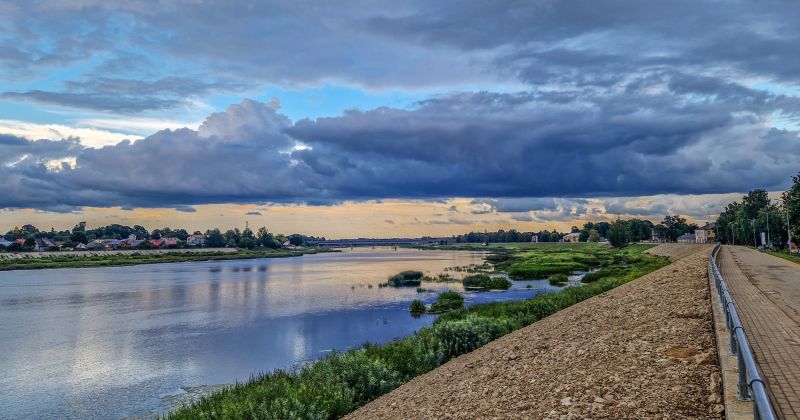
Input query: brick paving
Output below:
<box><xmin>717</xmin><ymin>246</ymin><xmax>800</xmax><ymax>419</ymax></box>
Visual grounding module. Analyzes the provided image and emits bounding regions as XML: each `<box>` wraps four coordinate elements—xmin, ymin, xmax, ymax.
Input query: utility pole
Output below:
<box><xmin>731</xmin><ymin>224</ymin><xmax>735</xmax><ymax>246</ymax></box>
<box><xmin>751</xmin><ymin>219</ymin><xmax>757</xmax><ymax>247</ymax></box>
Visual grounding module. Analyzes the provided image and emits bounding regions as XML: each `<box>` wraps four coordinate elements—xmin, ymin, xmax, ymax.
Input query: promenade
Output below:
<box><xmin>717</xmin><ymin>246</ymin><xmax>800</xmax><ymax>419</ymax></box>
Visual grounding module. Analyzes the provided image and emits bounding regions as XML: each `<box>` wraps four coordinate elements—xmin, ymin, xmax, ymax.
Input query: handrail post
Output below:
<box><xmin>737</xmin><ymin>340</ymin><xmax>751</xmax><ymax>400</ymax></box>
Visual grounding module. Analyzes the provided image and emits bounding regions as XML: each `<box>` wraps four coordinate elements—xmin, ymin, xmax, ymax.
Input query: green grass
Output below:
<box><xmin>166</xmin><ymin>244</ymin><xmax>667</xmax><ymax>420</ymax></box>
<box><xmin>0</xmin><ymin>248</ymin><xmax>328</xmax><ymax>271</ymax></box>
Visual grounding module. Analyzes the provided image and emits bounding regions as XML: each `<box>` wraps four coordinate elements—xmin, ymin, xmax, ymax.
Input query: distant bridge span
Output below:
<box><xmin>308</xmin><ymin>238</ymin><xmax>450</xmax><ymax>247</ymax></box>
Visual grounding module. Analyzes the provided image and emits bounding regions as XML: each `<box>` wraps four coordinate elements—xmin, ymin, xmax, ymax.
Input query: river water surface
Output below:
<box><xmin>0</xmin><ymin>248</ymin><xmax>559</xmax><ymax>419</ymax></box>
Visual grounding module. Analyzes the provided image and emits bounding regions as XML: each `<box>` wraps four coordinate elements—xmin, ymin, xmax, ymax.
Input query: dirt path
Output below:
<box><xmin>348</xmin><ymin>246</ymin><xmax>721</xmax><ymax>419</ymax></box>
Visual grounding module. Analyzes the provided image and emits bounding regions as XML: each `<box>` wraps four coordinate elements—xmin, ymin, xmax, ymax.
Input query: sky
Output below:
<box><xmin>1</xmin><ymin>0</ymin><xmax>799</xmax><ymax>238</ymax></box>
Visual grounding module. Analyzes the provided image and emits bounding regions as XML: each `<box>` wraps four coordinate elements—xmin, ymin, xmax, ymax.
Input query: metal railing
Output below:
<box><xmin>710</xmin><ymin>244</ymin><xmax>777</xmax><ymax>420</ymax></box>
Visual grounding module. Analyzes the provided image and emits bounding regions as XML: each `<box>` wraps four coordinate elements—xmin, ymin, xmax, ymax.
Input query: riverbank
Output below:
<box><xmin>167</xmin><ymin>244</ymin><xmax>670</xmax><ymax>418</ymax></box>
<box><xmin>349</xmin><ymin>244</ymin><xmax>720</xmax><ymax>418</ymax></box>
<box><xmin>0</xmin><ymin>247</ymin><xmax>330</xmax><ymax>271</ymax></box>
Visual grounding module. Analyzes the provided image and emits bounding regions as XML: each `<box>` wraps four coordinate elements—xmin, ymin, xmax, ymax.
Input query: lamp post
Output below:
<box><xmin>751</xmin><ymin>219</ymin><xmax>757</xmax><ymax>247</ymax></box>
<box><xmin>766</xmin><ymin>210</ymin><xmax>771</xmax><ymax>250</ymax></box>
<box><xmin>788</xmin><ymin>208</ymin><xmax>793</xmax><ymax>255</ymax></box>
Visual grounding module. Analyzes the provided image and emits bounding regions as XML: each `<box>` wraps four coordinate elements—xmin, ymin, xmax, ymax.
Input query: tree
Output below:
<box><xmin>661</xmin><ymin>215</ymin><xmax>695</xmax><ymax>242</ymax></box>
<box><xmin>608</xmin><ymin>220</ymin><xmax>629</xmax><ymax>248</ymax></box>
<box><xmin>588</xmin><ymin>229</ymin><xmax>601</xmax><ymax>242</ymax></box>
<box><xmin>205</xmin><ymin>229</ymin><xmax>226</xmax><ymax>247</ymax></box>
<box><xmin>257</xmin><ymin>227</ymin><xmax>277</xmax><ymax>248</ymax></box>
<box><xmin>288</xmin><ymin>234</ymin><xmax>304</xmax><ymax>246</ymax></box>
<box><xmin>69</xmin><ymin>231</ymin><xmax>88</xmax><ymax>244</ymax></box>
<box><xmin>784</xmin><ymin>172</ymin><xmax>800</xmax><ymax>247</ymax></box>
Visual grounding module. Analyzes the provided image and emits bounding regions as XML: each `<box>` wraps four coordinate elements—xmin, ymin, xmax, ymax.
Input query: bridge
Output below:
<box><xmin>307</xmin><ymin>237</ymin><xmax>451</xmax><ymax>247</ymax></box>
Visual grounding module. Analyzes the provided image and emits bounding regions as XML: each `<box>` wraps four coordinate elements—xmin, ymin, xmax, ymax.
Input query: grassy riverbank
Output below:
<box><xmin>0</xmin><ymin>248</ymin><xmax>329</xmax><ymax>271</ymax></box>
<box><xmin>167</xmin><ymin>244</ymin><xmax>667</xmax><ymax>419</ymax></box>
<box><xmin>762</xmin><ymin>249</ymin><xmax>800</xmax><ymax>265</ymax></box>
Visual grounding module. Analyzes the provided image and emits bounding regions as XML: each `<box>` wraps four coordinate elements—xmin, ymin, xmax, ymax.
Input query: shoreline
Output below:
<box><xmin>0</xmin><ymin>247</ymin><xmax>333</xmax><ymax>271</ymax></box>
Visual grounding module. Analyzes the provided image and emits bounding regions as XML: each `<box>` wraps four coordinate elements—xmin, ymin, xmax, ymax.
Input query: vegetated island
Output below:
<box><xmin>167</xmin><ymin>243</ymin><xmax>668</xmax><ymax>419</ymax></box>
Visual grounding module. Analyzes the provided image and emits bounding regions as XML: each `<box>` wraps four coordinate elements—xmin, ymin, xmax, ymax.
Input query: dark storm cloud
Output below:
<box><xmin>0</xmin><ymin>88</ymin><xmax>797</xmax><ymax>210</ymax></box>
<box><xmin>1</xmin><ymin>1</ymin><xmax>800</xmax><ymax>210</ymax></box>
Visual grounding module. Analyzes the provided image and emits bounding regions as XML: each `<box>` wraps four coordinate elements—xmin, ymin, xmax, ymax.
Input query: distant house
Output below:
<box><xmin>74</xmin><ymin>243</ymin><xmax>87</xmax><ymax>250</ymax></box>
<box><xmin>34</xmin><ymin>238</ymin><xmax>56</xmax><ymax>251</ymax></box>
<box><xmin>531</xmin><ymin>234</ymin><xmax>539</xmax><ymax>243</ymax></box>
<box><xmin>163</xmin><ymin>237</ymin><xmax>179</xmax><ymax>247</ymax></box>
<box><xmin>87</xmin><ymin>240</ymin><xmax>105</xmax><ymax>250</ymax></box>
<box><xmin>148</xmin><ymin>239</ymin><xmax>165</xmax><ymax>248</ymax></box>
<box><xmin>563</xmin><ymin>232</ymin><xmax>581</xmax><ymax>243</ymax></box>
<box><xmin>695</xmin><ymin>222</ymin><xmax>716</xmax><ymax>244</ymax></box>
<box><xmin>123</xmin><ymin>234</ymin><xmax>143</xmax><ymax>248</ymax></box>
<box><xmin>282</xmin><ymin>240</ymin><xmax>300</xmax><ymax>250</ymax></box>
<box><xmin>186</xmin><ymin>234</ymin><xmax>205</xmax><ymax>246</ymax></box>
<box><xmin>677</xmin><ymin>233</ymin><xmax>696</xmax><ymax>243</ymax></box>
<box><xmin>0</xmin><ymin>236</ymin><xmax>13</xmax><ymax>247</ymax></box>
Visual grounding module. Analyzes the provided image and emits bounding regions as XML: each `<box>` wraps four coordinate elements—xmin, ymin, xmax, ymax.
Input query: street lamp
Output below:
<box><xmin>766</xmin><ymin>210</ymin><xmax>771</xmax><ymax>250</ymax></box>
<box><xmin>751</xmin><ymin>218</ymin><xmax>757</xmax><ymax>247</ymax></box>
<box><xmin>788</xmin><ymin>208</ymin><xmax>793</xmax><ymax>255</ymax></box>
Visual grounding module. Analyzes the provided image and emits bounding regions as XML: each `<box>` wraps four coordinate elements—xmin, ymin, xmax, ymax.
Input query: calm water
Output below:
<box><xmin>0</xmin><ymin>248</ymin><xmax>560</xmax><ymax>419</ymax></box>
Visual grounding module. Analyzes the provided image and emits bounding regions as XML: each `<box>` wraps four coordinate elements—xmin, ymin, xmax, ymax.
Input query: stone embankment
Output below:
<box><xmin>348</xmin><ymin>245</ymin><xmax>722</xmax><ymax>419</ymax></box>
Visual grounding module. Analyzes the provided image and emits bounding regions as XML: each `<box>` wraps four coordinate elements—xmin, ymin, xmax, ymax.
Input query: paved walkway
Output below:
<box><xmin>717</xmin><ymin>246</ymin><xmax>800</xmax><ymax>419</ymax></box>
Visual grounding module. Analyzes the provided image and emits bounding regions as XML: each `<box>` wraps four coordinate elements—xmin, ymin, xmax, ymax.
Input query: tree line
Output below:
<box><xmin>715</xmin><ymin>173</ymin><xmax>800</xmax><ymax>249</ymax></box>
<box><xmin>1</xmin><ymin>222</ymin><xmax>323</xmax><ymax>252</ymax></box>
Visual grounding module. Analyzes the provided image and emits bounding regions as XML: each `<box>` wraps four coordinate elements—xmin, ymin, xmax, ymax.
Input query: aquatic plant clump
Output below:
<box><xmin>428</xmin><ymin>291</ymin><xmax>465</xmax><ymax>313</ymax></box>
<box><xmin>409</xmin><ymin>299</ymin><xmax>426</xmax><ymax>315</ymax></box>
<box><xmin>387</xmin><ymin>270</ymin><xmax>424</xmax><ymax>286</ymax></box>
<box><xmin>462</xmin><ymin>274</ymin><xmax>511</xmax><ymax>290</ymax></box>
<box><xmin>548</xmin><ymin>273</ymin><xmax>569</xmax><ymax>286</ymax></box>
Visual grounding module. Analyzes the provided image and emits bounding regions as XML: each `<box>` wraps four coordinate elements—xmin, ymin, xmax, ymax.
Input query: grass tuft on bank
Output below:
<box><xmin>166</xmin><ymin>244</ymin><xmax>667</xmax><ymax>420</ymax></box>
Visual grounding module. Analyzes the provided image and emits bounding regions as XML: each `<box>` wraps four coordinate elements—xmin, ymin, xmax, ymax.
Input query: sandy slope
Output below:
<box><xmin>348</xmin><ymin>246</ymin><xmax>722</xmax><ymax>419</ymax></box>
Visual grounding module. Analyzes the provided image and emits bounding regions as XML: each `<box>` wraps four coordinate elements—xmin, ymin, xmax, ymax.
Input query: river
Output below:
<box><xmin>0</xmin><ymin>247</ymin><xmax>561</xmax><ymax>419</ymax></box>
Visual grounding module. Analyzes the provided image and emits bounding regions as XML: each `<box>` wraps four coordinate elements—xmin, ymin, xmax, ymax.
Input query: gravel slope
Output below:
<box><xmin>646</xmin><ymin>243</ymin><xmax>710</xmax><ymax>261</ymax></box>
<box><xmin>348</xmin><ymin>246</ymin><xmax>722</xmax><ymax>419</ymax></box>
